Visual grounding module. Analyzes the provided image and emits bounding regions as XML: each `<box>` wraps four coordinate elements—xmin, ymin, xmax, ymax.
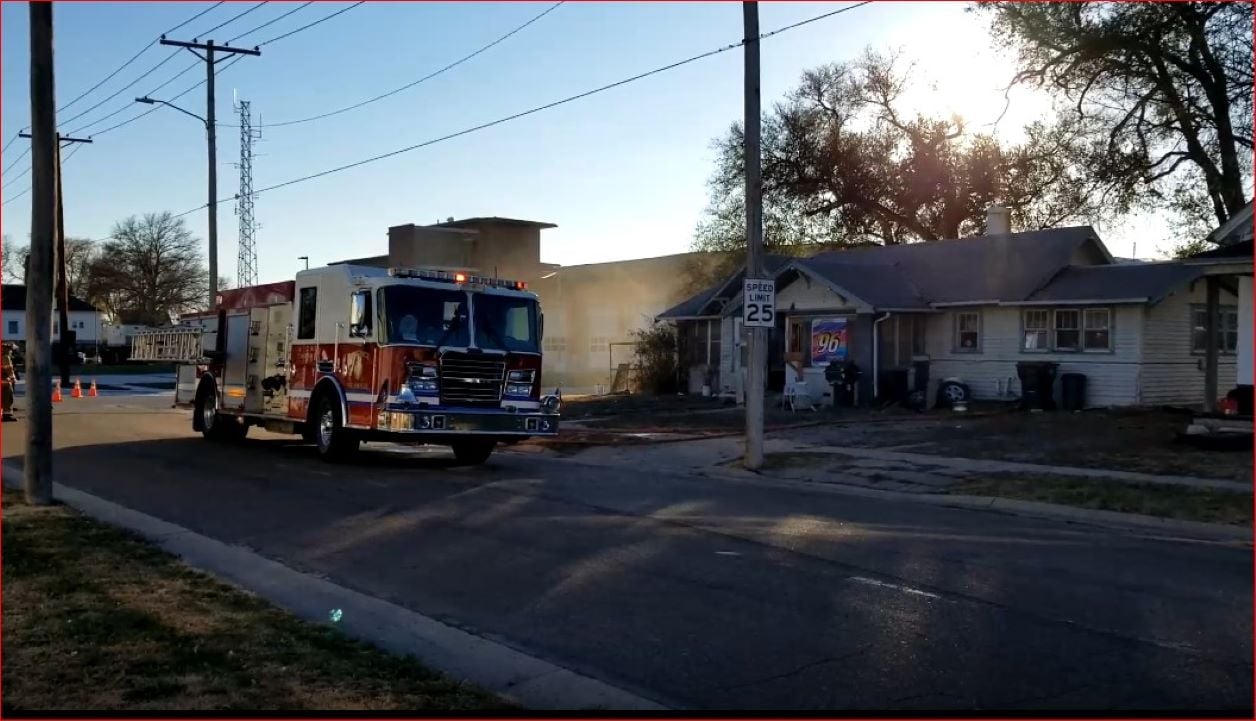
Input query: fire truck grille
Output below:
<box><xmin>439</xmin><ymin>354</ymin><xmax>506</xmax><ymax>407</ymax></box>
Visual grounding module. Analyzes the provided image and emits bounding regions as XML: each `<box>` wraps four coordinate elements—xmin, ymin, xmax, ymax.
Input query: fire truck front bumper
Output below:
<box><xmin>375</xmin><ymin>408</ymin><xmax>560</xmax><ymax>436</ymax></box>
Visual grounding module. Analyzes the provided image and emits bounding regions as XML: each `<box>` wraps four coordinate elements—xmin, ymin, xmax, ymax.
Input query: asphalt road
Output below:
<box><xmin>2</xmin><ymin>397</ymin><xmax>1252</xmax><ymax>711</ymax></box>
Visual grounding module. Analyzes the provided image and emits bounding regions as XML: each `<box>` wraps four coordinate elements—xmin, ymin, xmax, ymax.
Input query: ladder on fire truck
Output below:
<box><xmin>130</xmin><ymin>327</ymin><xmax>206</xmax><ymax>363</ymax></box>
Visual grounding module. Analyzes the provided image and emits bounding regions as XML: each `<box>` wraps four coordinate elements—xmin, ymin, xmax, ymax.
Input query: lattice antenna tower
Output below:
<box><xmin>234</xmin><ymin>94</ymin><xmax>261</xmax><ymax>288</ymax></box>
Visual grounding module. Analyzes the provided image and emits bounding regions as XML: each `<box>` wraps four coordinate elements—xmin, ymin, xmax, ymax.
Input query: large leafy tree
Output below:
<box><xmin>694</xmin><ymin>51</ymin><xmax>1117</xmax><ymax>256</ymax></box>
<box><xmin>981</xmin><ymin>1</ymin><xmax>1253</xmax><ymax>234</ymax></box>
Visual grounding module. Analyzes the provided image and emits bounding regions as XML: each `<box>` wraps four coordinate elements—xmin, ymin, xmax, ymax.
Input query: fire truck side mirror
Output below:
<box><xmin>348</xmin><ymin>291</ymin><xmax>372</xmax><ymax>338</ymax></box>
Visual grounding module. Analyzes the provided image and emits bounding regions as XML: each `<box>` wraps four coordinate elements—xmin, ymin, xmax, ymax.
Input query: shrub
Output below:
<box><xmin>632</xmin><ymin>324</ymin><xmax>677</xmax><ymax>395</ymax></box>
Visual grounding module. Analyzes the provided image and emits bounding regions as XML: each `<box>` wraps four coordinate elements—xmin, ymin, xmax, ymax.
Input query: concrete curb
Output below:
<box><xmin>693</xmin><ymin>465</ymin><xmax>1254</xmax><ymax>544</ymax></box>
<box><xmin>0</xmin><ymin>461</ymin><xmax>671</xmax><ymax>711</ymax></box>
<box><xmin>794</xmin><ymin>444</ymin><xmax>1251</xmax><ymax>493</ymax></box>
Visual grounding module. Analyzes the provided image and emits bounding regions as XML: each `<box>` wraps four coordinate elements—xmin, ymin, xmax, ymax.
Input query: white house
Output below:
<box><xmin>659</xmin><ymin>209</ymin><xmax>1253</xmax><ymax>410</ymax></box>
<box><xmin>1</xmin><ymin>284</ymin><xmax>107</xmax><ymax>347</ymax></box>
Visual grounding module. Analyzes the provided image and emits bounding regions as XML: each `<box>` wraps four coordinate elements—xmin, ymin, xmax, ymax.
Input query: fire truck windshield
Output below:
<box><xmin>473</xmin><ymin>293</ymin><xmax>540</xmax><ymax>354</ymax></box>
<box><xmin>381</xmin><ymin>286</ymin><xmax>470</xmax><ymax>346</ymax></box>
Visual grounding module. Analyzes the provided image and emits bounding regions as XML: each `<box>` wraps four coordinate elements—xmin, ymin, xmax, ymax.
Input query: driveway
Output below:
<box><xmin>2</xmin><ymin>398</ymin><xmax>1251</xmax><ymax>711</ymax></box>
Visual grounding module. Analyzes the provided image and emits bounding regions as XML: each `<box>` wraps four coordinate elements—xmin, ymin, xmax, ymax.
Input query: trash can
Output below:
<box><xmin>1016</xmin><ymin>361</ymin><xmax>1058</xmax><ymax>411</ymax></box>
<box><xmin>879</xmin><ymin>369</ymin><xmax>909</xmax><ymax>405</ymax></box>
<box><xmin>1060</xmin><ymin>372</ymin><xmax>1086</xmax><ymax>411</ymax></box>
<box><xmin>826</xmin><ymin>361</ymin><xmax>861</xmax><ymax>407</ymax></box>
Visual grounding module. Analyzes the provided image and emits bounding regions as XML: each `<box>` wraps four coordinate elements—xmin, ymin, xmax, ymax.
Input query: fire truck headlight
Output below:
<box><xmin>507</xmin><ymin>369</ymin><xmax>536</xmax><ymax>383</ymax></box>
<box><xmin>419</xmin><ymin>365</ymin><xmax>438</xmax><ymax>378</ymax></box>
<box><xmin>506</xmin><ymin>383</ymin><xmax>532</xmax><ymax>396</ymax></box>
<box><xmin>410</xmin><ymin>378</ymin><xmax>438</xmax><ymax>393</ymax></box>
<box><xmin>398</xmin><ymin>386</ymin><xmax>417</xmax><ymax>404</ymax></box>
<box><xmin>541</xmin><ymin>395</ymin><xmax>561</xmax><ymax>413</ymax></box>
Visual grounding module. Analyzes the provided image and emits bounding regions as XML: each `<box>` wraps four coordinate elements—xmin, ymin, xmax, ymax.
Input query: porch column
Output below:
<box><xmin>1204</xmin><ymin>276</ymin><xmax>1219</xmax><ymax>412</ymax></box>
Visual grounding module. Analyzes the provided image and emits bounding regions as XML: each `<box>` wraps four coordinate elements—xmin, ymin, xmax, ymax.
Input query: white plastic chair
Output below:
<box><xmin>782</xmin><ymin>373</ymin><xmax>817</xmax><ymax>412</ymax></box>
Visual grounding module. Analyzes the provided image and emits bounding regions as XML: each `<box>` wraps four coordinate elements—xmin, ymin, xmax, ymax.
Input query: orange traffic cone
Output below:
<box><xmin>52</xmin><ymin>381</ymin><xmax>62</xmax><ymax>403</ymax></box>
<box><xmin>71</xmin><ymin>378</ymin><xmax>83</xmax><ymax>399</ymax></box>
<box><xmin>88</xmin><ymin>379</ymin><xmax>98</xmax><ymax>397</ymax></box>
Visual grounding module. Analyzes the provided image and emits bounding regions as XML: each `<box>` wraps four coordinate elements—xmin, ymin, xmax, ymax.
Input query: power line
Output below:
<box><xmin>257</xmin><ymin>2</ymin><xmax>364</xmax><ymax>46</ymax></box>
<box><xmin>251</xmin><ymin>2</ymin><xmax>563</xmax><ymax>129</ymax></box>
<box><xmin>174</xmin><ymin>2</ymin><xmax>872</xmax><ymax>213</ymax></box>
<box><xmin>58</xmin><ymin>50</ymin><xmax>182</xmax><ymax>128</ymax></box>
<box><xmin>197</xmin><ymin>1</ymin><xmax>268</xmax><ymax>39</ymax></box>
<box><xmin>59</xmin><ymin>3</ymin><xmax>267</xmax><ymax>134</ymax></box>
<box><xmin>1</xmin><ymin>133</ymin><xmax>20</xmax><ymax>154</ymax></box>
<box><xmin>164</xmin><ymin>1</ymin><xmax>226</xmax><ymax>36</ymax></box>
<box><xmin>56</xmin><ymin>3</ymin><xmax>225</xmax><ymax>114</ymax></box>
<box><xmin>61</xmin><ymin>1</ymin><xmax>351</xmax><ymax>138</ymax></box>
<box><xmin>2</xmin><ymin>146</ymin><xmax>31</xmax><ymax>176</ymax></box>
<box><xmin>91</xmin><ymin>55</ymin><xmax>246</xmax><ymax>138</ymax></box>
<box><xmin>1</xmin><ymin>144</ymin><xmax>84</xmax><ymax>206</ymax></box>
<box><xmin>229</xmin><ymin>2</ymin><xmax>312</xmax><ymax>43</ymax></box>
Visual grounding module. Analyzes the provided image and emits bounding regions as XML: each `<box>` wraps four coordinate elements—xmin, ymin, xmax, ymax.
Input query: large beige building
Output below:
<box><xmin>334</xmin><ymin>216</ymin><xmax>721</xmax><ymax>393</ymax></box>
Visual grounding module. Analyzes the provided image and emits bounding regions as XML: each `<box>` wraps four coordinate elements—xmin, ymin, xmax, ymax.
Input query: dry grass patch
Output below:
<box><xmin>953</xmin><ymin>474</ymin><xmax>1253</xmax><ymax>526</ymax></box>
<box><xmin>1</xmin><ymin>491</ymin><xmax>511</xmax><ymax>712</ymax></box>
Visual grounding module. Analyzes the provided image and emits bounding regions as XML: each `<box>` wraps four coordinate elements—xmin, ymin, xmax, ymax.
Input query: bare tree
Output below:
<box><xmin>86</xmin><ymin>212</ymin><xmax>210</xmax><ymax>325</ymax></box>
<box><xmin>2</xmin><ymin>235</ymin><xmax>28</xmax><ymax>284</ymax></box>
<box><xmin>981</xmin><ymin>1</ymin><xmax>1254</xmax><ymax>229</ymax></box>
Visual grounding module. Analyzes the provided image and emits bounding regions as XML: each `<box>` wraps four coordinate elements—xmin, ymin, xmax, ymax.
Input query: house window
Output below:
<box><xmin>1083</xmin><ymin>308</ymin><xmax>1111</xmax><ymax>351</ymax></box>
<box><xmin>6</xmin><ymin>321</ymin><xmax>16</xmax><ymax>335</ymax></box>
<box><xmin>297</xmin><ymin>286</ymin><xmax>318</xmax><ymax>340</ymax></box>
<box><xmin>589</xmin><ymin>336</ymin><xmax>609</xmax><ymax>353</ymax></box>
<box><xmin>1191</xmin><ymin>305</ymin><xmax>1239</xmax><ymax>354</ymax></box>
<box><xmin>954</xmin><ymin>311</ymin><xmax>981</xmax><ymax>352</ymax></box>
<box><xmin>1022</xmin><ymin>310</ymin><xmax>1049</xmax><ymax>351</ymax></box>
<box><xmin>1053</xmin><ymin>309</ymin><xmax>1080</xmax><ymax>351</ymax></box>
<box><xmin>543</xmin><ymin>336</ymin><xmax>567</xmax><ymax>353</ymax></box>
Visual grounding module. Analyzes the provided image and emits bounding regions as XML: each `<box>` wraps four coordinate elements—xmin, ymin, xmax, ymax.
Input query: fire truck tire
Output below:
<box><xmin>451</xmin><ymin>440</ymin><xmax>495</xmax><ymax>465</ymax></box>
<box><xmin>197</xmin><ymin>386</ymin><xmax>246</xmax><ymax>442</ymax></box>
<box><xmin>313</xmin><ymin>393</ymin><xmax>359</xmax><ymax>461</ymax></box>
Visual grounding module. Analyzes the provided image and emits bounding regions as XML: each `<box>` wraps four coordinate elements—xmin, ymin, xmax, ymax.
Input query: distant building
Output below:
<box><xmin>1</xmin><ymin>284</ymin><xmax>106</xmax><ymax>347</ymax></box>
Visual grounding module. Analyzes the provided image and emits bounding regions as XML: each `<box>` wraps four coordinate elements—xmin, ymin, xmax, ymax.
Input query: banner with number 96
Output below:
<box><xmin>810</xmin><ymin>317</ymin><xmax>848</xmax><ymax>365</ymax></box>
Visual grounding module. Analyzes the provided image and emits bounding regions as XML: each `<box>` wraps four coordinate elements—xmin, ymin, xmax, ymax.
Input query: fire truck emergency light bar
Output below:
<box><xmin>387</xmin><ymin>267</ymin><xmax>528</xmax><ymax>291</ymax></box>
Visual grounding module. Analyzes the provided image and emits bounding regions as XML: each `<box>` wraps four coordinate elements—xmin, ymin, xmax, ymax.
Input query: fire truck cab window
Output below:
<box><xmin>382</xmin><ymin>286</ymin><xmax>469</xmax><ymax>347</ymax></box>
<box><xmin>298</xmin><ymin>287</ymin><xmax>318</xmax><ymax>340</ymax></box>
<box><xmin>473</xmin><ymin>293</ymin><xmax>539</xmax><ymax>354</ymax></box>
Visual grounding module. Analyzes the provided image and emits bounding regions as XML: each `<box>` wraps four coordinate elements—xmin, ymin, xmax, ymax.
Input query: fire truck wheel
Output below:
<box><xmin>451</xmin><ymin>440</ymin><xmax>495</xmax><ymax>466</ymax></box>
<box><xmin>198</xmin><ymin>387</ymin><xmax>246</xmax><ymax>442</ymax></box>
<box><xmin>314</xmin><ymin>393</ymin><xmax>359</xmax><ymax>461</ymax></box>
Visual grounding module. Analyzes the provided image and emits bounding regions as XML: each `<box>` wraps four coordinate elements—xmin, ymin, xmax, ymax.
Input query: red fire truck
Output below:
<box><xmin>132</xmin><ymin>263</ymin><xmax>560</xmax><ymax>463</ymax></box>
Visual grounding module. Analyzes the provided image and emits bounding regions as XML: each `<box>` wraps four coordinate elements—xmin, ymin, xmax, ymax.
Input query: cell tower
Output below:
<box><xmin>234</xmin><ymin>97</ymin><xmax>260</xmax><ymax>287</ymax></box>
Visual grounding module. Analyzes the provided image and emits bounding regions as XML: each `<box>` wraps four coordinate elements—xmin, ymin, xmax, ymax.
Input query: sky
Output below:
<box><xmin>1</xmin><ymin>1</ymin><xmax>1169</xmax><ymax>287</ymax></box>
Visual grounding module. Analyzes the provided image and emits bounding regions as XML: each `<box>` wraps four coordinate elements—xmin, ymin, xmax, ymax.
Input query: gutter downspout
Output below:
<box><xmin>872</xmin><ymin>311</ymin><xmax>891</xmax><ymax>399</ymax></box>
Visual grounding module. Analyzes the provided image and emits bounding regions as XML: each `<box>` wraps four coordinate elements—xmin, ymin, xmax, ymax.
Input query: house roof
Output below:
<box><xmin>1204</xmin><ymin>201</ymin><xmax>1254</xmax><ymax>246</ymax></box>
<box><xmin>659</xmin><ymin>254</ymin><xmax>792</xmax><ymax>320</ymax></box>
<box><xmin>656</xmin><ymin>225</ymin><xmax>1214</xmax><ymax>318</ymax></box>
<box><xmin>1025</xmin><ymin>262</ymin><xmax>1205</xmax><ymax>304</ymax></box>
<box><xmin>1189</xmin><ymin>238</ymin><xmax>1253</xmax><ymax>260</ymax></box>
<box><xmin>1</xmin><ymin>284</ymin><xmax>99</xmax><ymax>312</ymax></box>
<box><xmin>798</xmin><ymin>226</ymin><xmax>1104</xmax><ymax>306</ymax></box>
<box><xmin>791</xmin><ymin>258</ymin><xmax>928</xmax><ymax>309</ymax></box>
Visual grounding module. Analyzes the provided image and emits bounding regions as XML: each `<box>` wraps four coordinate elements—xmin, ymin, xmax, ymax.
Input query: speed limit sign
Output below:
<box><xmin>743</xmin><ymin>279</ymin><xmax>775</xmax><ymax>328</ymax></box>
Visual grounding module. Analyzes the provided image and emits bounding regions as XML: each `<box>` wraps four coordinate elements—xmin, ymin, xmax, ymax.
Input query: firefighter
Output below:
<box><xmin>2</xmin><ymin>343</ymin><xmax>17</xmax><ymax>422</ymax></box>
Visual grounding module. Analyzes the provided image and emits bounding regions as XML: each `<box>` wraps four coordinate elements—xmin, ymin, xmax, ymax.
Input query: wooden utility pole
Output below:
<box><xmin>742</xmin><ymin>1</ymin><xmax>767</xmax><ymax>470</ymax></box>
<box><xmin>158</xmin><ymin>37</ymin><xmax>260</xmax><ymax>309</ymax></box>
<box><xmin>24</xmin><ymin>130</ymin><xmax>92</xmax><ymax>386</ymax></box>
<box><xmin>25</xmin><ymin>1</ymin><xmax>55</xmax><ymax>505</ymax></box>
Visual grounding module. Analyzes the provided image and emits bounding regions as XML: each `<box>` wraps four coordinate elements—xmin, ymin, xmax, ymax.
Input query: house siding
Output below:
<box><xmin>924</xmin><ymin>305</ymin><xmax>1144</xmax><ymax>407</ymax></box>
<box><xmin>1140</xmin><ymin>280</ymin><xmax>1239</xmax><ymax>406</ymax></box>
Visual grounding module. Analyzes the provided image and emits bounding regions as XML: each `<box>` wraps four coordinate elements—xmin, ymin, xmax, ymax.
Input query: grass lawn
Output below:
<box><xmin>953</xmin><ymin>474</ymin><xmax>1253</xmax><ymax>526</ymax></box>
<box><xmin>1</xmin><ymin>490</ymin><xmax>510</xmax><ymax>712</ymax></box>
